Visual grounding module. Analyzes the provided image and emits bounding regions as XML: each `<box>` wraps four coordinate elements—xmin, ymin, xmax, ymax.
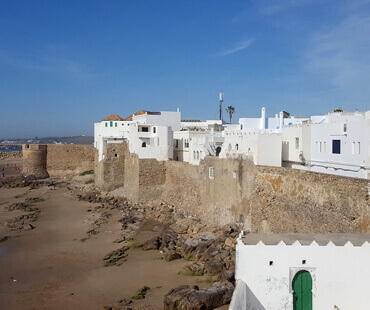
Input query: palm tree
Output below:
<box><xmin>226</xmin><ymin>106</ymin><xmax>235</xmax><ymax>124</ymax></box>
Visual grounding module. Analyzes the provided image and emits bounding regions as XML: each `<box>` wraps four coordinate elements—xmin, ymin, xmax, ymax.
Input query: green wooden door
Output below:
<box><xmin>293</xmin><ymin>270</ymin><xmax>312</xmax><ymax>310</ymax></box>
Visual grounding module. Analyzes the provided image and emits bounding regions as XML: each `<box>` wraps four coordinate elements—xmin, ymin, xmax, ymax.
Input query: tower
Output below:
<box><xmin>22</xmin><ymin>144</ymin><xmax>49</xmax><ymax>179</ymax></box>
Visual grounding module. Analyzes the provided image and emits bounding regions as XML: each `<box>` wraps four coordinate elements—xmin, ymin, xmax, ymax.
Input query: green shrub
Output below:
<box><xmin>132</xmin><ymin>286</ymin><xmax>150</xmax><ymax>300</ymax></box>
<box><xmin>80</xmin><ymin>170</ymin><xmax>94</xmax><ymax>176</ymax></box>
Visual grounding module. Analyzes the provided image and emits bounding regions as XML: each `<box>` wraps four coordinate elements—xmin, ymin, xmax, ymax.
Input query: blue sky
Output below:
<box><xmin>1</xmin><ymin>0</ymin><xmax>370</xmax><ymax>138</ymax></box>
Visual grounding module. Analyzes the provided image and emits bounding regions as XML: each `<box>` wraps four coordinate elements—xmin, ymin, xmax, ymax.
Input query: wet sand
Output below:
<box><xmin>0</xmin><ymin>164</ymin><xmax>229</xmax><ymax>309</ymax></box>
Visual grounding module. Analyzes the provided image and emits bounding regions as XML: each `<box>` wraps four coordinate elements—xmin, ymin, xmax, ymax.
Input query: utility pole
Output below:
<box><xmin>219</xmin><ymin>92</ymin><xmax>223</xmax><ymax>121</ymax></box>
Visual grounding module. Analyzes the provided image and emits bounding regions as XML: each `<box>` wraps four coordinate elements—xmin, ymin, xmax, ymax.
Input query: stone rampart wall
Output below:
<box><xmin>95</xmin><ymin>143</ymin><xmax>127</xmax><ymax>190</ymax></box>
<box><xmin>47</xmin><ymin>144</ymin><xmax>94</xmax><ymax>178</ymax></box>
<box><xmin>162</xmin><ymin>158</ymin><xmax>255</xmax><ymax>228</ymax></box>
<box><xmin>95</xmin><ymin>142</ymin><xmax>369</xmax><ymax>233</ymax></box>
<box><xmin>252</xmin><ymin>166</ymin><xmax>369</xmax><ymax>233</ymax></box>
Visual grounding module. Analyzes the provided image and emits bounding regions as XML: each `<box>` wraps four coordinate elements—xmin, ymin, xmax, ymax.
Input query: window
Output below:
<box><xmin>295</xmin><ymin>137</ymin><xmax>299</xmax><ymax>150</ymax></box>
<box><xmin>319</xmin><ymin>142</ymin><xmax>322</xmax><ymax>153</ymax></box>
<box><xmin>236</xmin><ymin>144</ymin><xmax>239</xmax><ymax>151</ymax></box>
<box><xmin>175</xmin><ymin>140</ymin><xmax>178</xmax><ymax>148</ymax></box>
<box><xmin>209</xmin><ymin>166</ymin><xmax>214</xmax><ymax>179</ymax></box>
<box><xmin>197</xmin><ymin>151</ymin><xmax>199</xmax><ymax>160</ymax></box>
<box><xmin>110</xmin><ymin>121</ymin><xmax>113</xmax><ymax>127</ymax></box>
<box><xmin>142</xmin><ymin>142</ymin><xmax>146</xmax><ymax>148</ymax></box>
<box><xmin>153</xmin><ymin>127</ymin><xmax>156</xmax><ymax>133</ymax></box>
<box><xmin>142</xmin><ymin>127</ymin><xmax>149</xmax><ymax>132</ymax></box>
<box><xmin>344</xmin><ymin>124</ymin><xmax>347</xmax><ymax>133</ymax></box>
<box><xmin>115</xmin><ymin>123</ymin><xmax>117</xmax><ymax>127</ymax></box>
<box><xmin>358</xmin><ymin>142</ymin><xmax>360</xmax><ymax>154</ymax></box>
<box><xmin>332</xmin><ymin>140</ymin><xmax>341</xmax><ymax>154</ymax></box>
<box><xmin>105</xmin><ymin>122</ymin><xmax>108</xmax><ymax>127</ymax></box>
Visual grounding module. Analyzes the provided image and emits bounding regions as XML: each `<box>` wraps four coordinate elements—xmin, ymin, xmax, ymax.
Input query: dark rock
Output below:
<box><xmin>164</xmin><ymin>250</ymin><xmax>181</xmax><ymax>262</ymax></box>
<box><xmin>204</xmin><ymin>261</ymin><xmax>224</xmax><ymax>275</ymax></box>
<box><xmin>200</xmin><ymin>246</ymin><xmax>221</xmax><ymax>261</ymax></box>
<box><xmin>142</xmin><ymin>236</ymin><xmax>161</xmax><ymax>251</ymax></box>
<box><xmin>169</xmin><ymin>218</ymin><xmax>197</xmax><ymax>234</ymax></box>
<box><xmin>159</xmin><ymin>230</ymin><xmax>178</xmax><ymax>251</ymax></box>
<box><xmin>163</xmin><ymin>281</ymin><xmax>234</xmax><ymax>310</ymax></box>
<box><xmin>221</xmin><ymin>223</ymin><xmax>240</xmax><ymax>238</ymax></box>
<box><xmin>218</xmin><ymin>270</ymin><xmax>235</xmax><ymax>283</ymax></box>
<box><xmin>179</xmin><ymin>262</ymin><xmax>205</xmax><ymax>276</ymax></box>
<box><xmin>180</xmin><ymin>232</ymin><xmax>216</xmax><ymax>260</ymax></box>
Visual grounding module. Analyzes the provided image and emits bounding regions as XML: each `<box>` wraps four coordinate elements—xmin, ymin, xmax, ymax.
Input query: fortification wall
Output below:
<box><xmin>251</xmin><ymin>166</ymin><xmax>369</xmax><ymax>233</ymax></box>
<box><xmin>95</xmin><ymin>142</ymin><xmax>369</xmax><ymax>233</ymax></box>
<box><xmin>95</xmin><ymin>143</ymin><xmax>127</xmax><ymax>190</ymax></box>
<box><xmin>46</xmin><ymin>144</ymin><xmax>94</xmax><ymax>178</ymax></box>
<box><xmin>162</xmin><ymin>158</ymin><xmax>255</xmax><ymax>228</ymax></box>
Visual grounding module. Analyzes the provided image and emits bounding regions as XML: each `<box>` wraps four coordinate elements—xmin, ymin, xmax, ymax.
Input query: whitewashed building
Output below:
<box><xmin>94</xmin><ymin>114</ymin><xmax>133</xmax><ymax>161</ymax></box>
<box><xmin>281</xmin><ymin>123</ymin><xmax>311</xmax><ymax>170</ymax></box>
<box><xmin>94</xmin><ymin>109</ymin><xmax>181</xmax><ymax>162</ymax></box>
<box><xmin>230</xmin><ymin>233</ymin><xmax>370</xmax><ymax>310</ymax></box>
<box><xmin>281</xmin><ymin>110</ymin><xmax>370</xmax><ymax>179</ymax></box>
<box><xmin>128</xmin><ymin>123</ymin><xmax>173</xmax><ymax>161</ymax></box>
<box><xmin>239</xmin><ymin>108</ymin><xmax>308</xmax><ymax>134</ymax></box>
<box><xmin>173</xmin><ymin>126</ymin><xmax>224</xmax><ymax>165</ymax></box>
<box><xmin>219</xmin><ymin>131</ymin><xmax>282</xmax><ymax>167</ymax></box>
<box><xmin>309</xmin><ymin>110</ymin><xmax>370</xmax><ymax>179</ymax></box>
<box><xmin>180</xmin><ymin>119</ymin><xmax>223</xmax><ymax>131</ymax></box>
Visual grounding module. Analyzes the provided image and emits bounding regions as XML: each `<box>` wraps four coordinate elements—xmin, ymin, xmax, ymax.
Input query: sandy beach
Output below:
<box><xmin>0</xmin><ymin>158</ymin><xmax>232</xmax><ymax>310</ymax></box>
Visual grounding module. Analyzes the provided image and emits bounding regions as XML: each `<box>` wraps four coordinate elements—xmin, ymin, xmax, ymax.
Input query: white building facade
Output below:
<box><xmin>309</xmin><ymin>111</ymin><xmax>369</xmax><ymax>179</ymax></box>
<box><xmin>128</xmin><ymin>123</ymin><xmax>173</xmax><ymax>161</ymax></box>
<box><xmin>94</xmin><ymin>110</ymin><xmax>181</xmax><ymax>162</ymax></box>
<box><xmin>230</xmin><ymin>233</ymin><xmax>370</xmax><ymax>310</ymax></box>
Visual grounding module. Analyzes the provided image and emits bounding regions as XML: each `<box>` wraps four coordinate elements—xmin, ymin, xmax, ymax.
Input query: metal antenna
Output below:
<box><xmin>219</xmin><ymin>92</ymin><xmax>223</xmax><ymax>121</ymax></box>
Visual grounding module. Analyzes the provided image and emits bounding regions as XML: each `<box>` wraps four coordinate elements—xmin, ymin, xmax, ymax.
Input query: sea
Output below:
<box><xmin>0</xmin><ymin>149</ymin><xmax>22</xmax><ymax>152</ymax></box>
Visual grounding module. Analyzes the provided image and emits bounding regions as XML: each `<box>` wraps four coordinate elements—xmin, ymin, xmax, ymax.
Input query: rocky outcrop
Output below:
<box><xmin>163</xmin><ymin>282</ymin><xmax>234</xmax><ymax>310</ymax></box>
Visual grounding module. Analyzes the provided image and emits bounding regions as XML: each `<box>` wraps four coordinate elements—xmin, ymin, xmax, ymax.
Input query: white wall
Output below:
<box><xmin>238</xmin><ymin>107</ymin><xmax>308</xmax><ymax>134</ymax></box>
<box><xmin>233</xmin><ymin>237</ymin><xmax>370</xmax><ymax>310</ymax></box>
<box><xmin>134</xmin><ymin>110</ymin><xmax>181</xmax><ymax>131</ymax></box>
<box><xmin>173</xmin><ymin>131</ymin><xmax>191</xmax><ymax>162</ymax></box>
<box><xmin>310</xmin><ymin>112</ymin><xmax>368</xmax><ymax>179</ymax></box>
<box><xmin>281</xmin><ymin>124</ymin><xmax>311</xmax><ymax>170</ymax></box>
<box><xmin>220</xmin><ymin>131</ymin><xmax>282</xmax><ymax>167</ymax></box>
<box><xmin>94</xmin><ymin>120</ymin><xmax>133</xmax><ymax>161</ymax></box>
<box><xmin>180</xmin><ymin>119</ymin><xmax>223</xmax><ymax>131</ymax></box>
<box><xmin>129</xmin><ymin>124</ymin><xmax>173</xmax><ymax>161</ymax></box>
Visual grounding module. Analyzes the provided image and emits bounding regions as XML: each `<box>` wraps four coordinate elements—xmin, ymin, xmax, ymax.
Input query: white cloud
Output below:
<box><xmin>258</xmin><ymin>0</ymin><xmax>312</xmax><ymax>16</ymax></box>
<box><xmin>306</xmin><ymin>14</ymin><xmax>370</xmax><ymax>89</ymax></box>
<box><xmin>213</xmin><ymin>39</ymin><xmax>255</xmax><ymax>57</ymax></box>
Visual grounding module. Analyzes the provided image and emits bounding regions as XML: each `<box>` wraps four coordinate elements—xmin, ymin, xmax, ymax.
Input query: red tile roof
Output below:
<box><xmin>123</xmin><ymin>110</ymin><xmax>148</xmax><ymax>121</ymax></box>
<box><xmin>102</xmin><ymin>114</ymin><xmax>124</xmax><ymax>121</ymax></box>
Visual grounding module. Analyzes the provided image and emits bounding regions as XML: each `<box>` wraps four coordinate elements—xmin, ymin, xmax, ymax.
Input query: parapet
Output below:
<box><xmin>22</xmin><ymin>144</ymin><xmax>47</xmax><ymax>151</ymax></box>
